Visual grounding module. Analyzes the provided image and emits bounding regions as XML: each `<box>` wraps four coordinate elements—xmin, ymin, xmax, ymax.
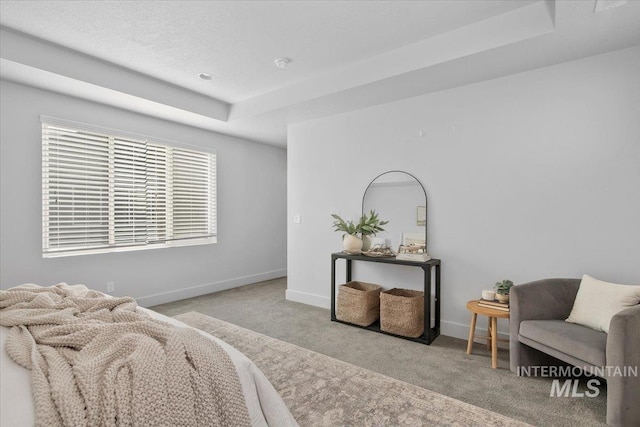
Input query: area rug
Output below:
<box><xmin>174</xmin><ymin>311</ymin><xmax>532</xmax><ymax>427</ymax></box>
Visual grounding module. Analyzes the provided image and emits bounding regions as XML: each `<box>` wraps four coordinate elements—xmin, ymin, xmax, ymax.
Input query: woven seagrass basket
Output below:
<box><xmin>380</xmin><ymin>288</ymin><xmax>424</xmax><ymax>338</ymax></box>
<box><xmin>336</xmin><ymin>281</ymin><xmax>382</xmax><ymax>327</ymax></box>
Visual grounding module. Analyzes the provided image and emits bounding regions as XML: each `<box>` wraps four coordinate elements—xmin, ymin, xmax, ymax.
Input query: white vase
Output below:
<box><xmin>343</xmin><ymin>234</ymin><xmax>363</xmax><ymax>253</ymax></box>
<box><xmin>361</xmin><ymin>235</ymin><xmax>372</xmax><ymax>252</ymax></box>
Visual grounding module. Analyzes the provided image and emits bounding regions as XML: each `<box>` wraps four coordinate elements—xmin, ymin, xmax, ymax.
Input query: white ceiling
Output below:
<box><xmin>1</xmin><ymin>0</ymin><xmax>639</xmax><ymax>148</ymax></box>
<box><xmin>0</xmin><ymin>0</ymin><xmax>535</xmax><ymax>103</ymax></box>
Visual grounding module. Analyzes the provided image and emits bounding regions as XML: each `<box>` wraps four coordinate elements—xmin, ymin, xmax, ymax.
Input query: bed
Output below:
<box><xmin>0</xmin><ymin>284</ymin><xmax>298</xmax><ymax>426</ymax></box>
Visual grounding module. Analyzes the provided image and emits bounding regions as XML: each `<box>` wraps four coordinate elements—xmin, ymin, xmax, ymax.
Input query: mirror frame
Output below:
<box><xmin>361</xmin><ymin>170</ymin><xmax>428</xmax><ymax>252</ymax></box>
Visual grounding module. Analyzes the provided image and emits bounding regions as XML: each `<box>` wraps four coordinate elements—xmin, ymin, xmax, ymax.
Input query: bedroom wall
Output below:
<box><xmin>287</xmin><ymin>46</ymin><xmax>640</xmax><ymax>340</ymax></box>
<box><xmin>0</xmin><ymin>80</ymin><xmax>287</xmax><ymax>306</ymax></box>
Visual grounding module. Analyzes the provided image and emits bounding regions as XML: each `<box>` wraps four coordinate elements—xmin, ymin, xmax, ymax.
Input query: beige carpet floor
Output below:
<box><xmin>175</xmin><ymin>311</ymin><xmax>533</xmax><ymax>427</ymax></box>
<box><xmin>152</xmin><ymin>279</ymin><xmax>607</xmax><ymax>426</ymax></box>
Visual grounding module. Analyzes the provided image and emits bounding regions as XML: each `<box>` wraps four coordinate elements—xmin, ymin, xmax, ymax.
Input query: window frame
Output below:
<box><xmin>41</xmin><ymin>116</ymin><xmax>217</xmax><ymax>258</ymax></box>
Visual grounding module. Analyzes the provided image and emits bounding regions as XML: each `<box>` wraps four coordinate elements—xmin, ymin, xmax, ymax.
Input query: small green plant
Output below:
<box><xmin>331</xmin><ymin>210</ymin><xmax>388</xmax><ymax>236</ymax></box>
<box><xmin>494</xmin><ymin>279</ymin><xmax>514</xmax><ymax>295</ymax></box>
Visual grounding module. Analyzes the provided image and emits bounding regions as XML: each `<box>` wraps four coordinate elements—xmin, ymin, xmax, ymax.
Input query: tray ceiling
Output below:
<box><xmin>1</xmin><ymin>1</ymin><xmax>639</xmax><ymax>147</ymax></box>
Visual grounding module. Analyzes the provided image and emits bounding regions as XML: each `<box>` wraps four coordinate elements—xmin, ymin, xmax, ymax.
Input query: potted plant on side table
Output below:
<box><xmin>331</xmin><ymin>213</ymin><xmax>362</xmax><ymax>253</ymax></box>
<box><xmin>494</xmin><ymin>279</ymin><xmax>514</xmax><ymax>303</ymax></box>
<box><xmin>331</xmin><ymin>210</ymin><xmax>388</xmax><ymax>254</ymax></box>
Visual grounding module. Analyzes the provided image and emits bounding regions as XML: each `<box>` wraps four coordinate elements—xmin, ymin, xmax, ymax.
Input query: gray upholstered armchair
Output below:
<box><xmin>510</xmin><ymin>278</ymin><xmax>640</xmax><ymax>427</ymax></box>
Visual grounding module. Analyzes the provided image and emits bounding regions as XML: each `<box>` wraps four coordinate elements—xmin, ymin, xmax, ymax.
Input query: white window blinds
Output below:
<box><xmin>42</xmin><ymin>120</ymin><xmax>216</xmax><ymax>257</ymax></box>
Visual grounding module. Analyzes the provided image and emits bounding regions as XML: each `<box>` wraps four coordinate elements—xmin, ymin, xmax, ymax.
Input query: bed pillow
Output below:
<box><xmin>566</xmin><ymin>274</ymin><xmax>640</xmax><ymax>333</ymax></box>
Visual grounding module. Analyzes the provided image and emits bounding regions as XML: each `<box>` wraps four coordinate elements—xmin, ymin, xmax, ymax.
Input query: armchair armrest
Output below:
<box><xmin>605</xmin><ymin>304</ymin><xmax>640</xmax><ymax>426</ymax></box>
<box><xmin>607</xmin><ymin>304</ymin><xmax>640</xmax><ymax>367</ymax></box>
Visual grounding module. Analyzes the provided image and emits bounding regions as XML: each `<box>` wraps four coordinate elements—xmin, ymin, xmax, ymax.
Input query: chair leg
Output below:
<box><xmin>491</xmin><ymin>316</ymin><xmax>498</xmax><ymax>369</ymax></box>
<box><xmin>467</xmin><ymin>313</ymin><xmax>477</xmax><ymax>355</ymax></box>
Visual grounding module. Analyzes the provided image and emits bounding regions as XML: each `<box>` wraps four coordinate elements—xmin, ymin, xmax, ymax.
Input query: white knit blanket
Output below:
<box><xmin>0</xmin><ymin>284</ymin><xmax>251</xmax><ymax>427</ymax></box>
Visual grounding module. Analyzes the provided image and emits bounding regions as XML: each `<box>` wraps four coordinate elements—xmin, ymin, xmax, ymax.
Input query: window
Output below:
<box><xmin>42</xmin><ymin>118</ymin><xmax>216</xmax><ymax>257</ymax></box>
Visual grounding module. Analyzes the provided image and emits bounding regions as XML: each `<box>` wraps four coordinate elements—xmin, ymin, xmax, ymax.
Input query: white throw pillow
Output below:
<box><xmin>566</xmin><ymin>274</ymin><xmax>640</xmax><ymax>333</ymax></box>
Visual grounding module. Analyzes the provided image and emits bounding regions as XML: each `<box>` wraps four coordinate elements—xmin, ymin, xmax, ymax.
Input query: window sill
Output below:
<box><xmin>42</xmin><ymin>236</ymin><xmax>217</xmax><ymax>258</ymax></box>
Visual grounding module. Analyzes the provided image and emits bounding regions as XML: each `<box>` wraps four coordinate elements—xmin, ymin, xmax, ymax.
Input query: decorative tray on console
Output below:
<box><xmin>361</xmin><ymin>246</ymin><xmax>396</xmax><ymax>257</ymax></box>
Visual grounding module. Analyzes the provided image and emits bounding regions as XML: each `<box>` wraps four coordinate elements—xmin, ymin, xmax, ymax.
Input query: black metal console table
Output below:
<box><xmin>330</xmin><ymin>252</ymin><xmax>441</xmax><ymax>344</ymax></box>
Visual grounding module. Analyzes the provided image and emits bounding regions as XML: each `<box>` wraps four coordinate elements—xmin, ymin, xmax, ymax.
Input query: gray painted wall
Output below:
<box><xmin>0</xmin><ymin>80</ymin><xmax>287</xmax><ymax>306</ymax></box>
<box><xmin>287</xmin><ymin>46</ymin><xmax>640</xmax><ymax>340</ymax></box>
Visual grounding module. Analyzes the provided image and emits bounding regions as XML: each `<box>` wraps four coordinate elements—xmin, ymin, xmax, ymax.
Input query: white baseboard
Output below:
<box><xmin>285</xmin><ymin>289</ymin><xmax>331</xmax><ymax>309</ymax></box>
<box><xmin>285</xmin><ymin>288</ymin><xmax>509</xmax><ymax>347</ymax></box>
<box><xmin>137</xmin><ymin>269</ymin><xmax>287</xmax><ymax>307</ymax></box>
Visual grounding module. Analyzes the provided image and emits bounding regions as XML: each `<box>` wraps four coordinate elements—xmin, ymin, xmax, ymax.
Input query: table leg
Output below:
<box><xmin>491</xmin><ymin>316</ymin><xmax>498</xmax><ymax>369</ymax></box>
<box><xmin>331</xmin><ymin>256</ymin><xmax>336</xmax><ymax>321</ymax></box>
<box><xmin>423</xmin><ymin>265</ymin><xmax>431</xmax><ymax>343</ymax></box>
<box><xmin>486</xmin><ymin>317</ymin><xmax>491</xmax><ymax>350</ymax></box>
<box><xmin>466</xmin><ymin>313</ymin><xmax>477</xmax><ymax>355</ymax></box>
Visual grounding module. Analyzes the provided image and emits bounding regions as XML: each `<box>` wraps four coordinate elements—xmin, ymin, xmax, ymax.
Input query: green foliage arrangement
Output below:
<box><xmin>494</xmin><ymin>279</ymin><xmax>514</xmax><ymax>295</ymax></box>
<box><xmin>358</xmin><ymin>210</ymin><xmax>389</xmax><ymax>236</ymax></box>
<box><xmin>331</xmin><ymin>214</ymin><xmax>360</xmax><ymax>235</ymax></box>
<box><xmin>331</xmin><ymin>210</ymin><xmax>388</xmax><ymax>236</ymax></box>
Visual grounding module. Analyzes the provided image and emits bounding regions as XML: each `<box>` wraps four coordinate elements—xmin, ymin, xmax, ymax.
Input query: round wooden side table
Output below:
<box><xmin>466</xmin><ymin>300</ymin><xmax>510</xmax><ymax>369</ymax></box>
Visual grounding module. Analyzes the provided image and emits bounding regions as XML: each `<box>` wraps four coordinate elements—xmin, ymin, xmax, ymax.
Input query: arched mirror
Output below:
<box><xmin>362</xmin><ymin>171</ymin><xmax>427</xmax><ymax>254</ymax></box>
